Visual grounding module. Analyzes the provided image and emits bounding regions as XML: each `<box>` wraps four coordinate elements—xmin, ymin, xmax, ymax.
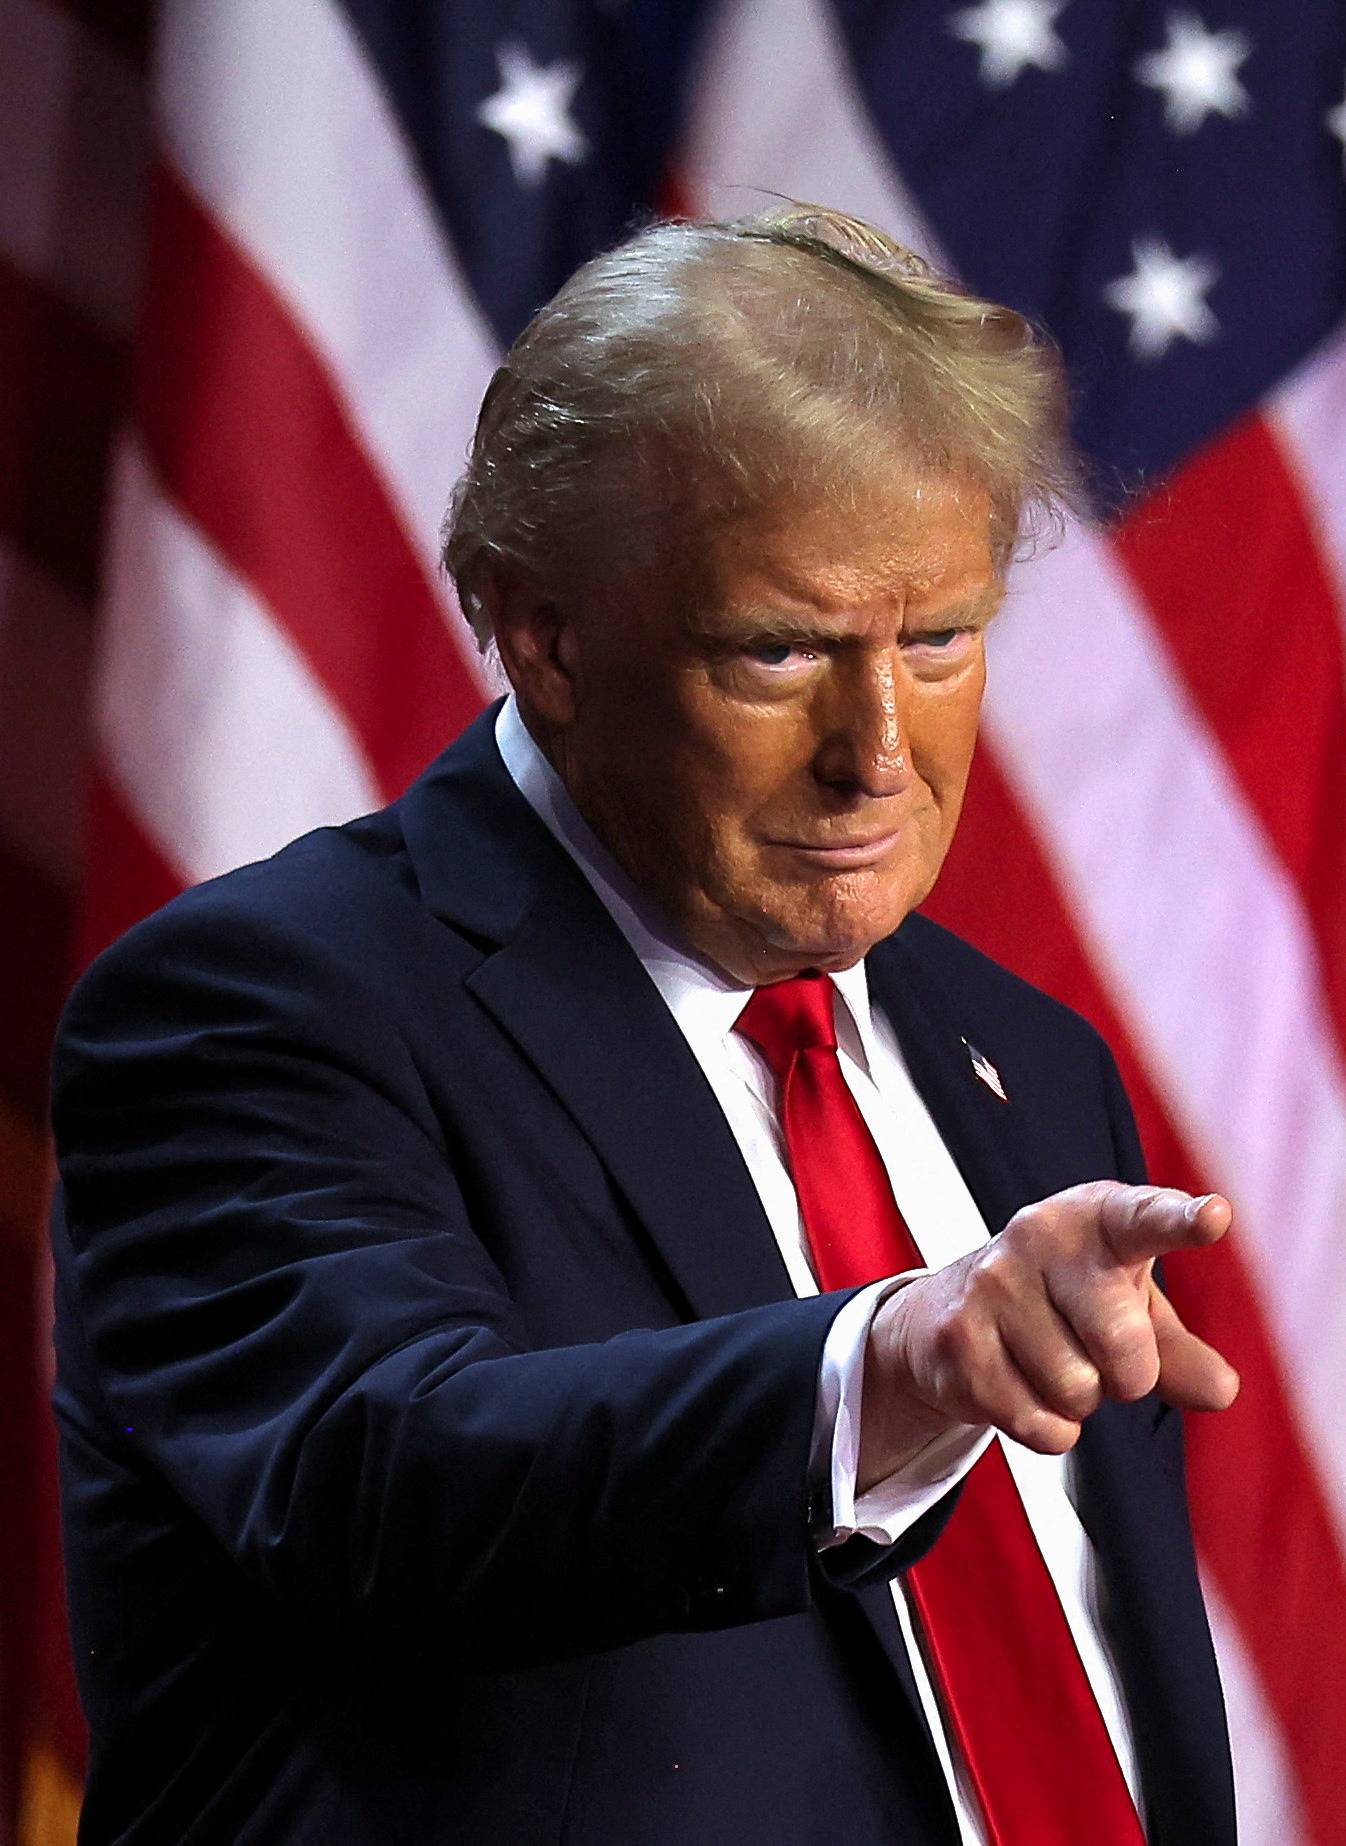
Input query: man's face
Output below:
<box><xmin>543</xmin><ymin>476</ymin><xmax>1003</xmax><ymax>984</ymax></box>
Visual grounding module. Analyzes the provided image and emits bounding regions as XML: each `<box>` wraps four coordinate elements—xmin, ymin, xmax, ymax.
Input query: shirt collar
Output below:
<box><xmin>494</xmin><ymin>694</ymin><xmax>881</xmax><ymax>1073</ymax></box>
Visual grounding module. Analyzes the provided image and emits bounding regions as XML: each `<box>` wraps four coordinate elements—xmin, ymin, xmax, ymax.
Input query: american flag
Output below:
<box><xmin>4</xmin><ymin>1</ymin><xmax>1344</xmax><ymax>1839</ymax></box>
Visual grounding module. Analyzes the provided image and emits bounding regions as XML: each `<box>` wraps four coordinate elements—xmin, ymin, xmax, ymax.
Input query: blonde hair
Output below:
<box><xmin>444</xmin><ymin>204</ymin><xmax>1080</xmax><ymax>647</ymax></box>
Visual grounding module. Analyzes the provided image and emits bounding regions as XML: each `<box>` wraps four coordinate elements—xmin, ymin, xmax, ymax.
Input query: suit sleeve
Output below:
<box><xmin>52</xmin><ymin>896</ymin><xmax>933</xmax><ymax>1672</ymax></box>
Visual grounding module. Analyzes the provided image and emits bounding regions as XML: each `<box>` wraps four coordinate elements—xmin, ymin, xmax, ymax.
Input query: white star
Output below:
<box><xmin>1328</xmin><ymin>74</ymin><xmax>1346</xmax><ymax>174</ymax></box>
<box><xmin>1134</xmin><ymin>12</ymin><xmax>1251</xmax><ymax>134</ymax></box>
<box><xmin>949</xmin><ymin>0</ymin><xmax>1068</xmax><ymax>88</ymax></box>
<box><xmin>477</xmin><ymin>42</ymin><xmax>588</xmax><ymax>188</ymax></box>
<box><xmin>1103</xmin><ymin>237</ymin><xmax>1221</xmax><ymax>361</ymax></box>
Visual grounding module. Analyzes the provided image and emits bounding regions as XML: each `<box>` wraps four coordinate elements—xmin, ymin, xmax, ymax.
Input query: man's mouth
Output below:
<box><xmin>769</xmin><ymin>832</ymin><xmax>904</xmax><ymax>870</ymax></box>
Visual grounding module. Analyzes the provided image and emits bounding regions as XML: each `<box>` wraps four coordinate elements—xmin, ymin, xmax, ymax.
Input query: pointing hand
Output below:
<box><xmin>860</xmin><ymin>1182</ymin><xmax>1238</xmax><ymax>1491</ymax></box>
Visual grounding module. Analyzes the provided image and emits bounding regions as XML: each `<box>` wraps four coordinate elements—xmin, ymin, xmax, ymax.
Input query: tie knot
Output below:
<box><xmin>735</xmin><ymin>972</ymin><xmax>838</xmax><ymax>1078</ymax></box>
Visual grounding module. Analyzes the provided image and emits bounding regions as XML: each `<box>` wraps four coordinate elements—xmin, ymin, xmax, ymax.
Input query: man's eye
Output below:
<box><xmin>912</xmin><ymin>628</ymin><xmax>962</xmax><ymax>649</ymax></box>
<box><xmin>746</xmin><ymin>641</ymin><xmax>811</xmax><ymax>667</ymax></box>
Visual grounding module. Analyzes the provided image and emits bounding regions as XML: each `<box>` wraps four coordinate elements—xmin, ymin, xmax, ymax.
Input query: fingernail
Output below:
<box><xmin>1185</xmin><ymin>1194</ymin><xmax>1216</xmax><ymax>1223</ymax></box>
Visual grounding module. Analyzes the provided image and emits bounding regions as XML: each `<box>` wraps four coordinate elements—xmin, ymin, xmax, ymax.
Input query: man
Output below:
<box><xmin>51</xmin><ymin>207</ymin><xmax>1238</xmax><ymax>1843</ymax></box>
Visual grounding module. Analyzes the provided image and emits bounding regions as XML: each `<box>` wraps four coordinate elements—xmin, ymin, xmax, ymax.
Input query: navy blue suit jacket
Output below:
<box><xmin>50</xmin><ymin>706</ymin><xmax>1234</xmax><ymax>1843</ymax></box>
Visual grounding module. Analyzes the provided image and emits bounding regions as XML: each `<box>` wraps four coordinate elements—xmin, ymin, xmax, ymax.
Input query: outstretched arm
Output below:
<box><xmin>53</xmin><ymin>900</ymin><xmax>878</xmax><ymax>1672</ymax></box>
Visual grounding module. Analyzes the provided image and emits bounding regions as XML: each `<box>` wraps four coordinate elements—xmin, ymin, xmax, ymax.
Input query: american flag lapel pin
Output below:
<box><xmin>961</xmin><ymin>1038</ymin><xmax>1008</xmax><ymax>1102</ymax></box>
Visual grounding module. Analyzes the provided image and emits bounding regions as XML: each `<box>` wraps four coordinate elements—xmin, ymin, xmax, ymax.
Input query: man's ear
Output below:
<box><xmin>479</xmin><ymin>561</ymin><xmax>579</xmax><ymax>727</ymax></box>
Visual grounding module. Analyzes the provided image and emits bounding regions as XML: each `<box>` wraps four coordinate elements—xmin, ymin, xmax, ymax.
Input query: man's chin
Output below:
<box><xmin>792</xmin><ymin>885</ymin><xmax>918</xmax><ymax>952</ymax></box>
<box><xmin>736</xmin><ymin>901</ymin><xmax>914</xmax><ymax>982</ymax></box>
<box><xmin>672</xmin><ymin>870</ymin><xmax>921</xmax><ymax>984</ymax></box>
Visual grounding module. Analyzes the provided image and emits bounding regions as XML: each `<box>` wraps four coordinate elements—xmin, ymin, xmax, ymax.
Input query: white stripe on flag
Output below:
<box><xmin>682</xmin><ymin>0</ymin><xmax>942</xmax><ymax>259</ymax></box>
<box><xmin>97</xmin><ymin>435</ymin><xmax>381</xmax><ymax>886</ymax></box>
<box><xmin>1268</xmin><ymin>325</ymin><xmax>1346</xmax><ymax>660</ymax></box>
<box><xmin>156</xmin><ymin>0</ymin><xmax>497</xmax><ymax>659</ymax></box>
<box><xmin>1204</xmin><ymin>1583</ymin><xmax>1309</xmax><ymax>1844</ymax></box>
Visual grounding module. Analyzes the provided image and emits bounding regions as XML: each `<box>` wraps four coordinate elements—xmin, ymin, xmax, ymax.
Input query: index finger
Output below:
<box><xmin>1095</xmin><ymin>1184</ymin><xmax>1233</xmax><ymax>1266</ymax></box>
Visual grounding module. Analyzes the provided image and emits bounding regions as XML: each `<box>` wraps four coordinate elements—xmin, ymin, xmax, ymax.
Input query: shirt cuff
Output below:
<box><xmin>813</xmin><ymin>1276</ymin><xmax>992</xmax><ymax>1550</ymax></box>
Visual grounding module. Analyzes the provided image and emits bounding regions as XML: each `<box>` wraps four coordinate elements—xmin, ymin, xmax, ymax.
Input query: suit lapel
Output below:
<box><xmin>398</xmin><ymin>707</ymin><xmax>795</xmax><ymax>1323</ymax></box>
<box><xmin>466</xmin><ymin>905</ymin><xmax>797</xmax><ymax>1320</ymax></box>
<box><xmin>866</xmin><ymin>927</ymin><xmax>1161</xmax><ymax>1519</ymax></box>
<box><xmin>866</xmin><ymin>927</ymin><xmax>1136</xmax><ymax>1532</ymax></box>
<box><xmin>866</xmin><ymin>928</ymin><xmax>1042</xmax><ymax>1240</ymax></box>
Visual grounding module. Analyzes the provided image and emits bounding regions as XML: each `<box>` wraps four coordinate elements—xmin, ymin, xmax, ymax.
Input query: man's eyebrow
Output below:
<box><xmin>907</xmin><ymin>592</ymin><xmax>1005</xmax><ymax>627</ymax></box>
<box><xmin>689</xmin><ymin>605</ymin><xmax>852</xmax><ymax>640</ymax></box>
<box><xmin>690</xmin><ymin>591</ymin><xmax>1005</xmax><ymax>640</ymax></box>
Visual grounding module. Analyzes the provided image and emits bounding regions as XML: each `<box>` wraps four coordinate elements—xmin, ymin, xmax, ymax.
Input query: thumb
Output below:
<box><xmin>1149</xmin><ymin>1282</ymin><xmax>1240</xmax><ymax>1412</ymax></box>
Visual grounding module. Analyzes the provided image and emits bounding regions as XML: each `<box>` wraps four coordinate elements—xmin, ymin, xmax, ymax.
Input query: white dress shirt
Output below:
<box><xmin>495</xmin><ymin>695</ymin><xmax>1144</xmax><ymax>1842</ymax></box>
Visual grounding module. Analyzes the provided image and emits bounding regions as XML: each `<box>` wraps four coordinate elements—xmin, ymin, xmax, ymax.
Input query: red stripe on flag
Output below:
<box><xmin>1164</xmin><ymin>1249</ymin><xmax>1346</xmax><ymax>1846</ymax></box>
<box><xmin>78</xmin><ymin>767</ymin><xmax>185</xmax><ymax>968</ymax></box>
<box><xmin>1111</xmin><ymin>415</ymin><xmax>1346</xmax><ymax>1057</ymax></box>
<box><xmin>0</xmin><ymin>840</ymin><xmax>76</xmax><ymax>1119</ymax></box>
<box><xmin>927</xmin><ymin>746</ymin><xmax>1346</xmax><ymax>1845</ymax></box>
<box><xmin>135</xmin><ymin>164</ymin><xmax>483</xmax><ymax>801</ymax></box>
<box><xmin>0</xmin><ymin>253</ymin><xmax>127</xmax><ymax>606</ymax></box>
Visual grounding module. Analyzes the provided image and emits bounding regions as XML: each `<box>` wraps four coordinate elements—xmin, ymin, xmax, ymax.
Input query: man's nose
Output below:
<box><xmin>812</xmin><ymin>657</ymin><xmax>911</xmax><ymax>797</ymax></box>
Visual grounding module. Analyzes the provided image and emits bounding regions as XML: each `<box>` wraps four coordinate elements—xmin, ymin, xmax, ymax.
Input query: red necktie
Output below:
<box><xmin>736</xmin><ymin>972</ymin><xmax>1145</xmax><ymax>1846</ymax></box>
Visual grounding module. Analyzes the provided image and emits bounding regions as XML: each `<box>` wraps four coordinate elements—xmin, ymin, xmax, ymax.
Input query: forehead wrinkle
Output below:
<box><xmin>703</xmin><ymin>554</ymin><xmax>920</xmax><ymax>633</ymax></box>
<box><xmin>740</xmin><ymin>519</ymin><xmax>996</xmax><ymax>611</ymax></box>
<box><xmin>712</xmin><ymin>552</ymin><xmax>1005</xmax><ymax>622</ymax></box>
<box><xmin>684</xmin><ymin>477</ymin><xmax>1002</xmax><ymax>642</ymax></box>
